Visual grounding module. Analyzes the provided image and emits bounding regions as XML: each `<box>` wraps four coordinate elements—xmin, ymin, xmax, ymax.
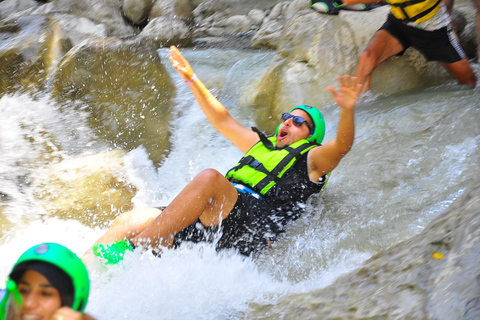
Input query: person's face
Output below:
<box><xmin>16</xmin><ymin>270</ymin><xmax>62</xmax><ymax>320</ymax></box>
<box><xmin>276</xmin><ymin>109</ymin><xmax>313</xmax><ymax>149</ymax></box>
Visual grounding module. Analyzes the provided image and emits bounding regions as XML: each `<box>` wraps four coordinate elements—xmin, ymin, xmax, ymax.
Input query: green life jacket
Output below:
<box><xmin>225</xmin><ymin>136</ymin><xmax>319</xmax><ymax>196</ymax></box>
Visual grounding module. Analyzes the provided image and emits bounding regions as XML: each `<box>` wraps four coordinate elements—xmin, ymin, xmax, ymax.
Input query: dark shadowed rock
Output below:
<box><xmin>122</xmin><ymin>0</ymin><xmax>153</xmax><ymax>25</ymax></box>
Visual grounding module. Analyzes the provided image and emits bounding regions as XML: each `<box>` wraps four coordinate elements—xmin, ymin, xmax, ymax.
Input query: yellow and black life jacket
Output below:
<box><xmin>389</xmin><ymin>0</ymin><xmax>442</xmax><ymax>23</ymax></box>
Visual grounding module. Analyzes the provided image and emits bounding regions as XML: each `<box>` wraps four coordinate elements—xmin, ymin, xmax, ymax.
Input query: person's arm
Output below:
<box><xmin>307</xmin><ymin>75</ymin><xmax>362</xmax><ymax>182</ymax></box>
<box><xmin>168</xmin><ymin>46</ymin><xmax>259</xmax><ymax>153</ymax></box>
<box><xmin>342</xmin><ymin>0</ymin><xmax>382</xmax><ymax>5</ymax></box>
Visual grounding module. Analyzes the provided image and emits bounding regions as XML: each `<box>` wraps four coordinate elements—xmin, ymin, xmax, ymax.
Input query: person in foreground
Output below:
<box><xmin>341</xmin><ymin>0</ymin><xmax>477</xmax><ymax>92</ymax></box>
<box><xmin>85</xmin><ymin>45</ymin><xmax>363</xmax><ymax>264</ymax></box>
<box><xmin>0</xmin><ymin>243</ymin><xmax>94</xmax><ymax>320</ymax></box>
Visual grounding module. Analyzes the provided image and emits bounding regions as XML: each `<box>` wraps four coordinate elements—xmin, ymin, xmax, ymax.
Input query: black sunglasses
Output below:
<box><xmin>281</xmin><ymin>113</ymin><xmax>314</xmax><ymax>134</ymax></box>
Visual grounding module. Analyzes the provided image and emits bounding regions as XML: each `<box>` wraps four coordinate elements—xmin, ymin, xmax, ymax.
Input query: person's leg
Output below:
<box><xmin>440</xmin><ymin>58</ymin><xmax>477</xmax><ymax>85</ymax></box>
<box><xmin>94</xmin><ymin>208</ymin><xmax>162</xmax><ymax>245</ymax></box>
<box><xmin>445</xmin><ymin>0</ymin><xmax>454</xmax><ymax>14</ymax></box>
<box><xmin>355</xmin><ymin>30</ymin><xmax>404</xmax><ymax>92</ymax></box>
<box><xmin>82</xmin><ymin>207</ymin><xmax>162</xmax><ymax>261</ymax></box>
<box><xmin>130</xmin><ymin>168</ymin><xmax>238</xmax><ymax>250</ymax></box>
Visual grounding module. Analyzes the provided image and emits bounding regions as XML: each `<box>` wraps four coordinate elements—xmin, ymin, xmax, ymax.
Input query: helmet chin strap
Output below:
<box><xmin>6</xmin><ymin>280</ymin><xmax>22</xmax><ymax>306</ymax></box>
<box><xmin>0</xmin><ymin>280</ymin><xmax>23</xmax><ymax>320</ymax></box>
<box><xmin>252</xmin><ymin>127</ymin><xmax>276</xmax><ymax>150</ymax></box>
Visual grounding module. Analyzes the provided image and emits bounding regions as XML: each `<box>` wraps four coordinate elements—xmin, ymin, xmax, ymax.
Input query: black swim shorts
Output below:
<box><xmin>172</xmin><ymin>190</ymin><xmax>303</xmax><ymax>256</ymax></box>
<box><xmin>380</xmin><ymin>13</ymin><xmax>467</xmax><ymax>63</ymax></box>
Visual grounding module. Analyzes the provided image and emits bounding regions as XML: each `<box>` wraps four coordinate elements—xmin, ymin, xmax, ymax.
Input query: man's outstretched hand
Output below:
<box><xmin>328</xmin><ymin>75</ymin><xmax>363</xmax><ymax>110</ymax></box>
<box><xmin>169</xmin><ymin>45</ymin><xmax>194</xmax><ymax>83</ymax></box>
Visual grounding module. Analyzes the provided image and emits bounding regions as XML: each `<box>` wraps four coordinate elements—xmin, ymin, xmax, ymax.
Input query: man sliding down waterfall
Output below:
<box><xmin>83</xmin><ymin>46</ymin><xmax>363</xmax><ymax>264</ymax></box>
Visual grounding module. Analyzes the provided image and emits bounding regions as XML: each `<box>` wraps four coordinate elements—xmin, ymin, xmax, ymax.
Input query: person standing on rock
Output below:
<box><xmin>82</xmin><ymin>46</ymin><xmax>364</xmax><ymax>264</ymax></box>
<box><xmin>342</xmin><ymin>0</ymin><xmax>477</xmax><ymax>92</ymax></box>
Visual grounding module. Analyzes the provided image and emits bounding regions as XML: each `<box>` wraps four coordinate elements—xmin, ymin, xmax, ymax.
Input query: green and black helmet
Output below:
<box><xmin>0</xmin><ymin>243</ymin><xmax>90</xmax><ymax>319</ymax></box>
<box><xmin>290</xmin><ymin>105</ymin><xmax>326</xmax><ymax>144</ymax></box>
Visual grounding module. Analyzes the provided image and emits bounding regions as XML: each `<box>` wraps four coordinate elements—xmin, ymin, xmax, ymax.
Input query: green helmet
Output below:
<box><xmin>0</xmin><ymin>243</ymin><xmax>90</xmax><ymax>317</ymax></box>
<box><xmin>290</xmin><ymin>105</ymin><xmax>326</xmax><ymax>144</ymax></box>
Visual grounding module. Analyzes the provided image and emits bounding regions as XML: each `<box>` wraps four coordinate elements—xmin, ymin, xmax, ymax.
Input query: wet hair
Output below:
<box><xmin>9</xmin><ymin>261</ymin><xmax>74</xmax><ymax>307</ymax></box>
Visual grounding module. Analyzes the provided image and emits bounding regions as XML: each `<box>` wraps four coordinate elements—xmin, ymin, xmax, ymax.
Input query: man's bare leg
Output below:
<box><xmin>441</xmin><ymin>58</ymin><xmax>477</xmax><ymax>85</ymax></box>
<box><xmin>82</xmin><ymin>208</ymin><xmax>162</xmax><ymax>261</ymax></box>
<box><xmin>130</xmin><ymin>168</ymin><xmax>238</xmax><ymax>250</ymax></box>
<box><xmin>355</xmin><ymin>30</ymin><xmax>404</xmax><ymax>93</ymax></box>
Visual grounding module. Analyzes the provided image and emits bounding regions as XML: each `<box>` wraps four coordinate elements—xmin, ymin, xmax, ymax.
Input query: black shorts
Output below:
<box><xmin>172</xmin><ymin>190</ymin><xmax>303</xmax><ymax>256</ymax></box>
<box><xmin>380</xmin><ymin>13</ymin><xmax>466</xmax><ymax>63</ymax></box>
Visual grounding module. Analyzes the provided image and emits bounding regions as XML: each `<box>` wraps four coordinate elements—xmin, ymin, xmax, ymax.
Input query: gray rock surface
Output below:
<box><xmin>250</xmin><ymin>178</ymin><xmax>480</xmax><ymax>319</ymax></box>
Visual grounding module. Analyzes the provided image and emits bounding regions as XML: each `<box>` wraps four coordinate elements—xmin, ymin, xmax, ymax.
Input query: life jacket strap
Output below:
<box><xmin>232</xmin><ymin>183</ymin><xmax>265</xmax><ymax>200</ymax></box>
<box><xmin>255</xmin><ymin>143</ymin><xmax>316</xmax><ymax>194</ymax></box>
<box><xmin>391</xmin><ymin>0</ymin><xmax>442</xmax><ymax>22</ymax></box>
<box><xmin>252</xmin><ymin>127</ymin><xmax>275</xmax><ymax>150</ymax></box>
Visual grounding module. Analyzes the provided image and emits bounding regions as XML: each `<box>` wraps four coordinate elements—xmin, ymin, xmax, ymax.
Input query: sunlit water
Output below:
<box><xmin>0</xmin><ymin>49</ymin><xmax>479</xmax><ymax>319</ymax></box>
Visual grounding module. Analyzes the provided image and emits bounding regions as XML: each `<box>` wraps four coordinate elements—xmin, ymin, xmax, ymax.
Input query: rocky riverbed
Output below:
<box><xmin>1</xmin><ymin>0</ymin><xmax>479</xmax><ymax>318</ymax></box>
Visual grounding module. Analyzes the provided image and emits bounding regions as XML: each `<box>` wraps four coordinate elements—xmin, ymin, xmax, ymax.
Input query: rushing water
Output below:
<box><xmin>0</xmin><ymin>48</ymin><xmax>479</xmax><ymax>319</ymax></box>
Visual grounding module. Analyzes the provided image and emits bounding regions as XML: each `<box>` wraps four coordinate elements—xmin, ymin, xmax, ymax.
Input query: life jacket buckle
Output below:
<box><xmin>249</xmin><ymin>159</ymin><xmax>261</xmax><ymax>169</ymax></box>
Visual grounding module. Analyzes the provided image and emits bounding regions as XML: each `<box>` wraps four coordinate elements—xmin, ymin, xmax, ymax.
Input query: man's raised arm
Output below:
<box><xmin>169</xmin><ymin>46</ymin><xmax>259</xmax><ymax>153</ymax></box>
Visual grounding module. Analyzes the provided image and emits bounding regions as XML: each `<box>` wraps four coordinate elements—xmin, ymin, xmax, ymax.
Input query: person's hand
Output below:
<box><xmin>50</xmin><ymin>307</ymin><xmax>95</xmax><ymax>320</ymax></box>
<box><xmin>327</xmin><ymin>75</ymin><xmax>363</xmax><ymax>110</ymax></box>
<box><xmin>168</xmin><ymin>45</ymin><xmax>195</xmax><ymax>83</ymax></box>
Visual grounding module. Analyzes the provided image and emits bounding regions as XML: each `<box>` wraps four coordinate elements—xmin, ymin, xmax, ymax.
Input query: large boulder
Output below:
<box><xmin>0</xmin><ymin>15</ymin><xmax>71</xmax><ymax>96</ymax></box>
<box><xmin>49</xmin><ymin>37</ymin><xmax>176</xmax><ymax>165</ymax></box>
<box><xmin>139</xmin><ymin>16</ymin><xmax>192</xmax><ymax>48</ymax></box>
<box><xmin>42</xmin><ymin>13</ymin><xmax>108</xmax><ymax>47</ymax></box>
<box><xmin>250</xmin><ymin>178</ymin><xmax>480</xmax><ymax>319</ymax></box>
<box><xmin>122</xmin><ymin>0</ymin><xmax>153</xmax><ymax>25</ymax></box>
<box><xmin>35</xmin><ymin>150</ymin><xmax>137</xmax><ymax>228</ymax></box>
<box><xmin>149</xmin><ymin>0</ymin><xmax>195</xmax><ymax>22</ymax></box>
<box><xmin>30</xmin><ymin>0</ymin><xmax>136</xmax><ymax>37</ymax></box>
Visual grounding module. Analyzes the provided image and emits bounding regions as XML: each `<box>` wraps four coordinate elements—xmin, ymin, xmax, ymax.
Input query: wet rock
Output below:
<box><xmin>29</xmin><ymin>0</ymin><xmax>136</xmax><ymax>37</ymax></box>
<box><xmin>250</xmin><ymin>19</ymin><xmax>284</xmax><ymax>49</ymax></box>
<box><xmin>49</xmin><ymin>37</ymin><xmax>175</xmax><ymax>165</ymax></box>
<box><xmin>149</xmin><ymin>0</ymin><xmax>195</xmax><ymax>22</ymax></box>
<box><xmin>224</xmin><ymin>15</ymin><xmax>252</xmax><ymax>34</ymax></box>
<box><xmin>192</xmin><ymin>0</ymin><xmax>284</xmax><ymax>39</ymax></box>
<box><xmin>70</xmin><ymin>0</ymin><xmax>136</xmax><ymax>37</ymax></box>
<box><xmin>35</xmin><ymin>150</ymin><xmax>137</xmax><ymax>228</ymax></box>
<box><xmin>43</xmin><ymin>14</ymin><xmax>108</xmax><ymax>47</ymax></box>
<box><xmin>0</xmin><ymin>0</ymin><xmax>39</xmax><ymax>21</ymax></box>
<box><xmin>122</xmin><ymin>0</ymin><xmax>153</xmax><ymax>25</ymax></box>
<box><xmin>139</xmin><ymin>15</ymin><xmax>192</xmax><ymax>48</ymax></box>
<box><xmin>250</xmin><ymin>179</ymin><xmax>480</xmax><ymax>319</ymax></box>
<box><xmin>248</xmin><ymin>8</ymin><xmax>267</xmax><ymax>26</ymax></box>
<box><xmin>0</xmin><ymin>15</ymin><xmax>71</xmax><ymax>96</ymax></box>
